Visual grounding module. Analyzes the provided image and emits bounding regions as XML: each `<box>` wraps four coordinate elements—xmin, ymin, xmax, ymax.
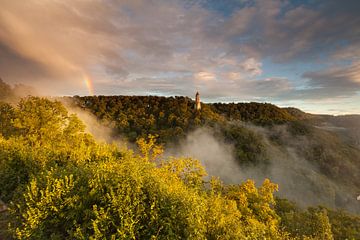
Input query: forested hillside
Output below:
<box><xmin>68</xmin><ymin>95</ymin><xmax>360</xmax><ymax>240</ymax></box>
<box><xmin>68</xmin><ymin>95</ymin><xmax>297</xmax><ymax>142</ymax></box>
<box><xmin>64</xmin><ymin>96</ymin><xmax>360</xmax><ymax>214</ymax></box>
<box><xmin>0</xmin><ymin>79</ymin><xmax>360</xmax><ymax>239</ymax></box>
<box><xmin>2</xmin><ymin>97</ymin><xmax>358</xmax><ymax>239</ymax></box>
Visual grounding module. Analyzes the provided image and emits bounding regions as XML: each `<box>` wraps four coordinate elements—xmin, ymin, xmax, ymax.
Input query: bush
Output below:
<box><xmin>7</xmin><ymin>134</ymin><xmax>285</xmax><ymax>239</ymax></box>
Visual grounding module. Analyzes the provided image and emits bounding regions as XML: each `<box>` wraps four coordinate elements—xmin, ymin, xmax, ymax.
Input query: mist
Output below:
<box><xmin>60</xmin><ymin>98</ymin><xmax>127</xmax><ymax>148</ymax></box>
<box><xmin>0</xmin><ymin>79</ymin><xmax>38</xmax><ymax>102</ymax></box>
<box><xmin>167</xmin><ymin>128</ymin><xmax>242</xmax><ymax>183</ymax></box>
<box><xmin>168</xmin><ymin>124</ymin><xmax>360</xmax><ymax>213</ymax></box>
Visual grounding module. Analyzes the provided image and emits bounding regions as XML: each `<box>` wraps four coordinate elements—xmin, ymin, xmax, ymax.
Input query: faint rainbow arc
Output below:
<box><xmin>83</xmin><ymin>74</ymin><xmax>95</xmax><ymax>96</ymax></box>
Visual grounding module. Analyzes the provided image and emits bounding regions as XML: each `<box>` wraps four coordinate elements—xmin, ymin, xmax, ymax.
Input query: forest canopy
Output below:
<box><xmin>0</xmin><ymin>97</ymin><xmax>359</xmax><ymax>239</ymax></box>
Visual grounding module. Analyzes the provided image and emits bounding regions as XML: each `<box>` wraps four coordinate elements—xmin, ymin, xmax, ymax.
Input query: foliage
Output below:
<box><xmin>0</xmin><ymin>97</ymin><xmax>287</xmax><ymax>239</ymax></box>
<box><xmin>67</xmin><ymin>95</ymin><xmax>360</xmax><ymax>213</ymax></box>
<box><xmin>223</xmin><ymin>179</ymin><xmax>284</xmax><ymax>239</ymax></box>
<box><xmin>136</xmin><ymin>134</ymin><xmax>164</xmax><ymax>162</ymax></box>
<box><xmin>69</xmin><ymin>96</ymin><xmax>280</xmax><ymax>166</ymax></box>
<box><xmin>0</xmin><ymin>97</ymin><xmax>359</xmax><ymax>239</ymax></box>
<box><xmin>212</xmin><ymin>102</ymin><xmax>296</xmax><ymax>125</ymax></box>
<box><xmin>69</xmin><ymin>95</ymin><xmax>224</xmax><ymax>143</ymax></box>
<box><xmin>288</xmin><ymin>121</ymin><xmax>312</xmax><ymax>136</ymax></box>
<box><xmin>0</xmin><ymin>102</ymin><xmax>16</xmax><ymax>138</ymax></box>
<box><xmin>0</xmin><ymin>97</ymin><xmax>96</xmax><ymax>201</ymax></box>
<box><xmin>70</xmin><ymin>97</ymin><xmax>298</xmax><ymax>143</ymax></box>
<box><xmin>68</xmin><ymin>95</ymin><xmax>360</xmax><ymax>190</ymax></box>
<box><xmin>327</xmin><ymin>208</ymin><xmax>360</xmax><ymax>240</ymax></box>
<box><xmin>9</xmin><ymin>157</ymin><xmax>286</xmax><ymax>239</ymax></box>
<box><xmin>275</xmin><ymin>198</ymin><xmax>360</xmax><ymax>240</ymax></box>
<box><xmin>221</xmin><ymin>124</ymin><xmax>269</xmax><ymax>165</ymax></box>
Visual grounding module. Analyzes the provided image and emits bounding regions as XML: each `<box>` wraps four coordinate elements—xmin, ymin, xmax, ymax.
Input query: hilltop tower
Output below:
<box><xmin>195</xmin><ymin>91</ymin><xmax>201</xmax><ymax>110</ymax></box>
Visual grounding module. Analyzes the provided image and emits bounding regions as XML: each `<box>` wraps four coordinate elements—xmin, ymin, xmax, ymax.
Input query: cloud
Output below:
<box><xmin>194</xmin><ymin>71</ymin><xmax>216</xmax><ymax>81</ymax></box>
<box><xmin>0</xmin><ymin>0</ymin><xmax>359</xmax><ymax>112</ymax></box>
<box><xmin>286</xmin><ymin>61</ymin><xmax>360</xmax><ymax>100</ymax></box>
<box><xmin>240</xmin><ymin>58</ymin><xmax>262</xmax><ymax>76</ymax></box>
<box><xmin>0</xmin><ymin>0</ymin><xmax>224</xmax><ymax>94</ymax></box>
<box><xmin>220</xmin><ymin>0</ymin><xmax>360</xmax><ymax>62</ymax></box>
<box><xmin>227</xmin><ymin>72</ymin><xmax>243</xmax><ymax>80</ymax></box>
<box><xmin>304</xmin><ymin>62</ymin><xmax>360</xmax><ymax>88</ymax></box>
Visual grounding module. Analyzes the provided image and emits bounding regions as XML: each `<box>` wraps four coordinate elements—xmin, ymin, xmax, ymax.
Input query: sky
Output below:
<box><xmin>0</xmin><ymin>0</ymin><xmax>359</xmax><ymax>114</ymax></box>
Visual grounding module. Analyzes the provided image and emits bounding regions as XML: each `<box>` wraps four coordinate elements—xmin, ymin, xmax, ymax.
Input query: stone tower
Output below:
<box><xmin>195</xmin><ymin>91</ymin><xmax>201</xmax><ymax>110</ymax></box>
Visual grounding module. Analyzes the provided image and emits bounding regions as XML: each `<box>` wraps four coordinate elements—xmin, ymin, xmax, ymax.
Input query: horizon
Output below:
<box><xmin>61</xmin><ymin>92</ymin><xmax>359</xmax><ymax>116</ymax></box>
<box><xmin>2</xmin><ymin>77</ymin><xmax>359</xmax><ymax>116</ymax></box>
<box><xmin>0</xmin><ymin>0</ymin><xmax>359</xmax><ymax>115</ymax></box>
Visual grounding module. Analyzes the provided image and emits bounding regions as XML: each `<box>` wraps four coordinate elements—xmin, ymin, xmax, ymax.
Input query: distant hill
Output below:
<box><xmin>282</xmin><ymin>107</ymin><xmax>315</xmax><ymax>120</ymax></box>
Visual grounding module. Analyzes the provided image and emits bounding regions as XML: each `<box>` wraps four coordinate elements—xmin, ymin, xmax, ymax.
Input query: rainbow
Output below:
<box><xmin>83</xmin><ymin>74</ymin><xmax>94</xmax><ymax>95</ymax></box>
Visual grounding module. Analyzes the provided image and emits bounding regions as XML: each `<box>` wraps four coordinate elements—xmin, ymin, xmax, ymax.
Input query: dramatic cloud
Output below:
<box><xmin>275</xmin><ymin>61</ymin><xmax>360</xmax><ymax>102</ymax></box>
<box><xmin>0</xmin><ymin>0</ymin><xmax>359</xmax><ymax>113</ymax></box>
<box><xmin>302</xmin><ymin>61</ymin><xmax>360</xmax><ymax>97</ymax></box>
